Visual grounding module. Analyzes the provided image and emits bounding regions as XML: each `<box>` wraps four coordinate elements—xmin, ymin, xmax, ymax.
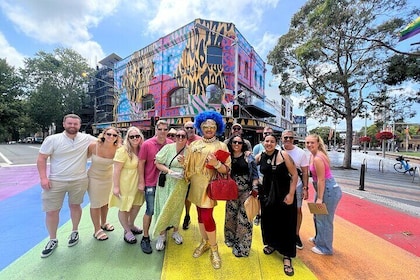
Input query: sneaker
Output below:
<box><xmin>296</xmin><ymin>235</ymin><xmax>303</xmax><ymax>250</ymax></box>
<box><xmin>311</xmin><ymin>246</ymin><xmax>325</xmax><ymax>255</ymax></box>
<box><xmin>308</xmin><ymin>237</ymin><xmax>315</xmax><ymax>244</ymax></box>
<box><xmin>156</xmin><ymin>234</ymin><xmax>166</xmax><ymax>251</ymax></box>
<box><xmin>68</xmin><ymin>231</ymin><xmax>79</xmax><ymax>247</ymax></box>
<box><xmin>141</xmin><ymin>237</ymin><xmax>153</xmax><ymax>254</ymax></box>
<box><xmin>182</xmin><ymin>215</ymin><xmax>191</xmax><ymax>230</ymax></box>
<box><xmin>171</xmin><ymin>231</ymin><xmax>183</xmax><ymax>245</ymax></box>
<box><xmin>41</xmin><ymin>239</ymin><xmax>58</xmax><ymax>258</ymax></box>
<box><xmin>253</xmin><ymin>215</ymin><xmax>261</xmax><ymax>226</ymax></box>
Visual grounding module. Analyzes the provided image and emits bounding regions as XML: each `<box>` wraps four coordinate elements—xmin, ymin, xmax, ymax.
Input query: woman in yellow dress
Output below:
<box><xmin>184</xmin><ymin>111</ymin><xmax>231</xmax><ymax>269</ymax></box>
<box><xmin>109</xmin><ymin>126</ymin><xmax>145</xmax><ymax>244</ymax></box>
<box><xmin>87</xmin><ymin>127</ymin><xmax>121</xmax><ymax>241</ymax></box>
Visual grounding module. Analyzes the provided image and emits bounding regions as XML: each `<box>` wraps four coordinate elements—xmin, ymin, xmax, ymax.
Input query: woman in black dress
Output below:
<box><xmin>257</xmin><ymin>134</ymin><xmax>298</xmax><ymax>276</ymax></box>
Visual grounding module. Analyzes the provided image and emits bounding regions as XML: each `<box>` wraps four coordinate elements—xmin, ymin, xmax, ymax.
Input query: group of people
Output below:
<box><xmin>37</xmin><ymin>112</ymin><xmax>342</xmax><ymax>276</ymax></box>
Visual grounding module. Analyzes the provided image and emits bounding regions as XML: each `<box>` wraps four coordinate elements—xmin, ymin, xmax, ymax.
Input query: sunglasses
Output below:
<box><xmin>233</xmin><ymin>127</ymin><xmax>241</xmax><ymax>131</ymax></box>
<box><xmin>129</xmin><ymin>135</ymin><xmax>141</xmax><ymax>139</ymax></box>
<box><xmin>263</xmin><ymin>132</ymin><xmax>272</xmax><ymax>135</ymax></box>
<box><xmin>157</xmin><ymin>128</ymin><xmax>169</xmax><ymax>131</ymax></box>
<box><xmin>202</xmin><ymin>125</ymin><xmax>216</xmax><ymax>130</ymax></box>
<box><xmin>232</xmin><ymin>141</ymin><xmax>243</xmax><ymax>145</ymax></box>
<box><xmin>283</xmin><ymin>136</ymin><xmax>294</xmax><ymax>140</ymax></box>
<box><xmin>176</xmin><ymin>134</ymin><xmax>187</xmax><ymax>139</ymax></box>
<box><xmin>106</xmin><ymin>132</ymin><xmax>118</xmax><ymax>137</ymax></box>
<box><xmin>167</xmin><ymin>134</ymin><xmax>176</xmax><ymax>137</ymax></box>
<box><xmin>185</xmin><ymin>127</ymin><xmax>194</xmax><ymax>130</ymax></box>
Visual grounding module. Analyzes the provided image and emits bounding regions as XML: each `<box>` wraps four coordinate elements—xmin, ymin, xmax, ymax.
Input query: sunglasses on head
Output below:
<box><xmin>283</xmin><ymin>136</ymin><xmax>294</xmax><ymax>140</ymax></box>
<box><xmin>106</xmin><ymin>132</ymin><xmax>118</xmax><ymax>137</ymax></box>
<box><xmin>232</xmin><ymin>141</ymin><xmax>243</xmax><ymax>145</ymax></box>
<box><xmin>176</xmin><ymin>134</ymin><xmax>186</xmax><ymax>139</ymax></box>
<box><xmin>129</xmin><ymin>135</ymin><xmax>141</xmax><ymax>139</ymax></box>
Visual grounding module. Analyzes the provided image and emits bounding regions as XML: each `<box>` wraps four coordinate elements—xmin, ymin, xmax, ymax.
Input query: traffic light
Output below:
<box><xmin>232</xmin><ymin>104</ymin><xmax>240</xmax><ymax>118</ymax></box>
<box><xmin>151</xmin><ymin>116</ymin><xmax>160</xmax><ymax>127</ymax></box>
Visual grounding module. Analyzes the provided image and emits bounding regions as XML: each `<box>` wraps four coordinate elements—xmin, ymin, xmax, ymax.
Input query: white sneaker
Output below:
<box><xmin>171</xmin><ymin>231</ymin><xmax>183</xmax><ymax>245</ymax></box>
<box><xmin>156</xmin><ymin>234</ymin><xmax>166</xmax><ymax>251</ymax></box>
<box><xmin>308</xmin><ymin>237</ymin><xmax>315</xmax><ymax>244</ymax></box>
<box><xmin>311</xmin><ymin>246</ymin><xmax>325</xmax><ymax>255</ymax></box>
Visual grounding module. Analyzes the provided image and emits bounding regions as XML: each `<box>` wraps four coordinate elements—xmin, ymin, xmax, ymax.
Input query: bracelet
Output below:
<box><xmin>214</xmin><ymin>161</ymin><xmax>222</xmax><ymax>169</ymax></box>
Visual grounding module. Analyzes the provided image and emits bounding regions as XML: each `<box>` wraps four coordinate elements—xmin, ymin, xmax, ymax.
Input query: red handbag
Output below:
<box><xmin>207</xmin><ymin>172</ymin><xmax>238</xmax><ymax>201</ymax></box>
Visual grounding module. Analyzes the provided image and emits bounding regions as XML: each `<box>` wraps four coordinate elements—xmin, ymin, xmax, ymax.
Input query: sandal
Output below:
<box><xmin>263</xmin><ymin>246</ymin><xmax>275</xmax><ymax>255</ymax></box>
<box><xmin>123</xmin><ymin>231</ymin><xmax>137</xmax><ymax>244</ymax></box>
<box><xmin>130</xmin><ymin>226</ymin><xmax>143</xmax><ymax>235</ymax></box>
<box><xmin>283</xmin><ymin>256</ymin><xmax>294</xmax><ymax>276</ymax></box>
<box><xmin>101</xmin><ymin>222</ymin><xmax>114</xmax><ymax>232</ymax></box>
<box><xmin>93</xmin><ymin>229</ymin><xmax>108</xmax><ymax>241</ymax></box>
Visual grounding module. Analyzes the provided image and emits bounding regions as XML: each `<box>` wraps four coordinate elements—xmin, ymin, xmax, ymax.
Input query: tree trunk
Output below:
<box><xmin>342</xmin><ymin>116</ymin><xmax>353</xmax><ymax>168</ymax></box>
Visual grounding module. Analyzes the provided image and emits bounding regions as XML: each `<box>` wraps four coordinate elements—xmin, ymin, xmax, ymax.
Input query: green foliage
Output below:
<box><xmin>267</xmin><ymin>0</ymin><xmax>415</xmax><ymax>167</ymax></box>
<box><xmin>22</xmin><ymin>47</ymin><xmax>93</xmax><ymax>134</ymax></box>
<box><xmin>0</xmin><ymin>59</ymin><xmax>27</xmax><ymax>141</ymax></box>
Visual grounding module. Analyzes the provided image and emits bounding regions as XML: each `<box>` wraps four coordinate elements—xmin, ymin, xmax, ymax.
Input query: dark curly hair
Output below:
<box><xmin>194</xmin><ymin>110</ymin><xmax>225</xmax><ymax>136</ymax></box>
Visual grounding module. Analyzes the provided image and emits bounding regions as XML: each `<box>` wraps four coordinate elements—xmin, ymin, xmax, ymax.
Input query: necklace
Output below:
<box><xmin>202</xmin><ymin>136</ymin><xmax>217</xmax><ymax>143</ymax></box>
<box><xmin>266</xmin><ymin>152</ymin><xmax>274</xmax><ymax>164</ymax></box>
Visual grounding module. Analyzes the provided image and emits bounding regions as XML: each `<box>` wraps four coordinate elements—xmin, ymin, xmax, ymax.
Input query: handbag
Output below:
<box><xmin>157</xmin><ymin>146</ymin><xmax>185</xmax><ymax>187</ymax></box>
<box><xmin>207</xmin><ymin>172</ymin><xmax>238</xmax><ymax>201</ymax></box>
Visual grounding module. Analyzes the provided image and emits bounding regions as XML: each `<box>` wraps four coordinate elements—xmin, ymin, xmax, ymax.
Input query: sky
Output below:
<box><xmin>0</xmin><ymin>0</ymin><xmax>419</xmax><ymax>132</ymax></box>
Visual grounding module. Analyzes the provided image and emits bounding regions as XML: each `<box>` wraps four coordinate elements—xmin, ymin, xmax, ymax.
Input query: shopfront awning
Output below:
<box><xmin>243</xmin><ymin>105</ymin><xmax>276</xmax><ymax>118</ymax></box>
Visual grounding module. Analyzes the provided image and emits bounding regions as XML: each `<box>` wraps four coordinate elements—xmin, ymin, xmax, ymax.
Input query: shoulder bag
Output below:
<box><xmin>158</xmin><ymin>146</ymin><xmax>185</xmax><ymax>187</ymax></box>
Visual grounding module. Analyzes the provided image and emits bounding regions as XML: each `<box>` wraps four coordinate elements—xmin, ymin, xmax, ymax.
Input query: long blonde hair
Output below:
<box><xmin>308</xmin><ymin>134</ymin><xmax>330</xmax><ymax>163</ymax></box>
<box><xmin>123</xmin><ymin>126</ymin><xmax>144</xmax><ymax>160</ymax></box>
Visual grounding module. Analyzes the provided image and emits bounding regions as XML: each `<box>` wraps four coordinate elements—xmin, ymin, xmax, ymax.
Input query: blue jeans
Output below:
<box><xmin>313</xmin><ymin>178</ymin><xmax>342</xmax><ymax>254</ymax></box>
<box><xmin>144</xmin><ymin>186</ymin><xmax>156</xmax><ymax>216</ymax></box>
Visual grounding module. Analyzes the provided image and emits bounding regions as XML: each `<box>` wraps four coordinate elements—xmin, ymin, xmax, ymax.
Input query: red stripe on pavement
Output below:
<box><xmin>336</xmin><ymin>193</ymin><xmax>420</xmax><ymax>257</ymax></box>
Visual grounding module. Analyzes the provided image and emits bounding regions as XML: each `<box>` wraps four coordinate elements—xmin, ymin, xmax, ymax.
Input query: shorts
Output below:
<box><xmin>144</xmin><ymin>186</ymin><xmax>156</xmax><ymax>216</ymax></box>
<box><xmin>42</xmin><ymin>178</ymin><xmax>88</xmax><ymax>212</ymax></box>
<box><xmin>295</xmin><ymin>181</ymin><xmax>303</xmax><ymax>208</ymax></box>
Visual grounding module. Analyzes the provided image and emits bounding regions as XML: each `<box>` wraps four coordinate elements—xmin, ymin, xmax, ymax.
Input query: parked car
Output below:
<box><xmin>34</xmin><ymin>137</ymin><xmax>44</xmax><ymax>144</ymax></box>
<box><xmin>23</xmin><ymin>137</ymin><xmax>34</xmax><ymax>143</ymax></box>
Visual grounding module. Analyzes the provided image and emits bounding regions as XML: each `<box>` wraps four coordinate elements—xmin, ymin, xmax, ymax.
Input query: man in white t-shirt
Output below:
<box><xmin>37</xmin><ymin>114</ymin><xmax>96</xmax><ymax>258</ymax></box>
<box><xmin>281</xmin><ymin>130</ymin><xmax>309</xmax><ymax>250</ymax></box>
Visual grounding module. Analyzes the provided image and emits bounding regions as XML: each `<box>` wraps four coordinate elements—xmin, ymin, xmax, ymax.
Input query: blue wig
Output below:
<box><xmin>194</xmin><ymin>110</ymin><xmax>225</xmax><ymax>136</ymax></box>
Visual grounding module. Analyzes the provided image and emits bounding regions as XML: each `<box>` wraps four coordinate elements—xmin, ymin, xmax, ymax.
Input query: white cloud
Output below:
<box><xmin>145</xmin><ymin>0</ymin><xmax>279</xmax><ymax>36</ymax></box>
<box><xmin>254</xmin><ymin>32</ymin><xmax>279</xmax><ymax>60</ymax></box>
<box><xmin>0</xmin><ymin>0</ymin><xmax>120</xmax><ymax>67</ymax></box>
<box><xmin>0</xmin><ymin>32</ymin><xmax>26</xmax><ymax>68</ymax></box>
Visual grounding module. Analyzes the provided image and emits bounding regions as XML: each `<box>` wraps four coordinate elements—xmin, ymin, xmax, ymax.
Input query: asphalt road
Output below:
<box><xmin>0</xmin><ymin>143</ymin><xmax>41</xmax><ymax>166</ymax></box>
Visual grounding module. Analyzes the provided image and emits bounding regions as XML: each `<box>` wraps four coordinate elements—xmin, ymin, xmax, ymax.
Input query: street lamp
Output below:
<box><xmin>194</xmin><ymin>23</ymin><xmax>239</xmax><ymax>105</ymax></box>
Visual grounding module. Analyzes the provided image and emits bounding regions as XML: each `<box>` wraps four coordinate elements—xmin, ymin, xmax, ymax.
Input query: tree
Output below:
<box><xmin>267</xmin><ymin>0</ymin><xmax>418</xmax><ymax>168</ymax></box>
<box><xmin>384</xmin><ymin>54</ymin><xmax>420</xmax><ymax>102</ymax></box>
<box><xmin>0</xmin><ymin>59</ymin><xmax>27</xmax><ymax>142</ymax></box>
<box><xmin>22</xmin><ymin>48</ymin><xmax>93</xmax><ymax>133</ymax></box>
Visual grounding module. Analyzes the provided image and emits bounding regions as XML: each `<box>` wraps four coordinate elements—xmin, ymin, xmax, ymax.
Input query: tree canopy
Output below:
<box><xmin>267</xmin><ymin>0</ymin><xmax>419</xmax><ymax>168</ymax></box>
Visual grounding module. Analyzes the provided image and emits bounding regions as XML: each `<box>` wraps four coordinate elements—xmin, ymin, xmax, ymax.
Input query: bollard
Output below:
<box><xmin>359</xmin><ymin>163</ymin><xmax>366</xmax><ymax>191</ymax></box>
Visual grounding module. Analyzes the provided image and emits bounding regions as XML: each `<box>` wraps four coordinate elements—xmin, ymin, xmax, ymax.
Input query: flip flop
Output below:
<box><xmin>93</xmin><ymin>229</ymin><xmax>108</xmax><ymax>241</ymax></box>
<box><xmin>101</xmin><ymin>222</ymin><xmax>115</xmax><ymax>232</ymax></box>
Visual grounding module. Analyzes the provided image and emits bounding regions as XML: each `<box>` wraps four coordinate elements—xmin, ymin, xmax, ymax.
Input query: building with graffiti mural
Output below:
<box><xmin>93</xmin><ymin>18</ymin><xmax>294</xmax><ymax>144</ymax></box>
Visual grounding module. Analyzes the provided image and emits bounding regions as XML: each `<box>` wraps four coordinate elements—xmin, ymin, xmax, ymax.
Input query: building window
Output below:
<box><xmin>207</xmin><ymin>46</ymin><xmax>222</xmax><ymax>65</ymax></box>
<box><xmin>238</xmin><ymin>55</ymin><xmax>241</xmax><ymax>74</ymax></box>
<box><xmin>244</xmin><ymin>62</ymin><xmax>249</xmax><ymax>79</ymax></box>
<box><xmin>170</xmin><ymin>87</ymin><xmax>189</xmax><ymax>107</ymax></box>
<box><xmin>281</xmin><ymin>99</ymin><xmax>286</xmax><ymax>117</ymax></box>
<box><xmin>206</xmin><ymin>84</ymin><xmax>223</xmax><ymax>104</ymax></box>
<box><xmin>142</xmin><ymin>94</ymin><xmax>154</xmax><ymax>111</ymax></box>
